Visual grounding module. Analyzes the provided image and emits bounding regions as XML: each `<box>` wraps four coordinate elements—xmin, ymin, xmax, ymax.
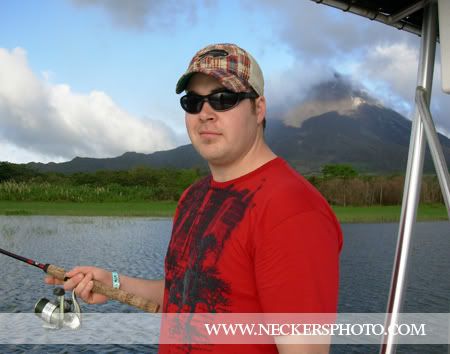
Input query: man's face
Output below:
<box><xmin>185</xmin><ymin>73</ymin><xmax>264</xmax><ymax>167</ymax></box>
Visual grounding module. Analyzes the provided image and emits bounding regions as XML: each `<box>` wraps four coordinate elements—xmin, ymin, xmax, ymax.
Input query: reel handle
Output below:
<box><xmin>46</xmin><ymin>264</ymin><xmax>160</xmax><ymax>313</ymax></box>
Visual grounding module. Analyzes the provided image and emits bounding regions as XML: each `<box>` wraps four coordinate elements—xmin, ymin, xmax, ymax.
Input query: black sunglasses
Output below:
<box><xmin>180</xmin><ymin>91</ymin><xmax>258</xmax><ymax>114</ymax></box>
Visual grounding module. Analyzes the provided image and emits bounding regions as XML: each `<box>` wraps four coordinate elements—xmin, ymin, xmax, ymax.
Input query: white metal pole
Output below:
<box><xmin>415</xmin><ymin>87</ymin><xmax>450</xmax><ymax>217</ymax></box>
<box><xmin>379</xmin><ymin>2</ymin><xmax>438</xmax><ymax>354</ymax></box>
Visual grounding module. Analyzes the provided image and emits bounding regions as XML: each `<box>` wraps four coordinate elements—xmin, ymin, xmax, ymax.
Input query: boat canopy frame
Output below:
<box><xmin>311</xmin><ymin>1</ymin><xmax>449</xmax><ymax>353</ymax></box>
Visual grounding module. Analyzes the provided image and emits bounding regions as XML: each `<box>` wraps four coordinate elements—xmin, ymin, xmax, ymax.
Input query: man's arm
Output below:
<box><xmin>119</xmin><ymin>275</ymin><xmax>165</xmax><ymax>312</ymax></box>
<box><xmin>254</xmin><ymin>209</ymin><xmax>341</xmax><ymax>354</ymax></box>
<box><xmin>45</xmin><ymin>266</ymin><xmax>165</xmax><ymax>312</ymax></box>
<box><xmin>276</xmin><ymin>339</ymin><xmax>330</xmax><ymax>354</ymax></box>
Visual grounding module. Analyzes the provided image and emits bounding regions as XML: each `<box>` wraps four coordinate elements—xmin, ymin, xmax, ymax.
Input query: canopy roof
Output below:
<box><xmin>314</xmin><ymin>0</ymin><xmax>437</xmax><ymax>39</ymax></box>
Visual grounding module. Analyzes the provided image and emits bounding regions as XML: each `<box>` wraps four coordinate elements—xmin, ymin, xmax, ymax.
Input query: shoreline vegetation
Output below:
<box><xmin>0</xmin><ymin>162</ymin><xmax>446</xmax><ymax>223</ymax></box>
<box><xmin>0</xmin><ymin>201</ymin><xmax>446</xmax><ymax>223</ymax></box>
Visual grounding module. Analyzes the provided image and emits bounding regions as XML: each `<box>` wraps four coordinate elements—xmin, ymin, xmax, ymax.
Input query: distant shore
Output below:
<box><xmin>0</xmin><ymin>201</ymin><xmax>447</xmax><ymax>223</ymax></box>
<box><xmin>331</xmin><ymin>204</ymin><xmax>447</xmax><ymax>223</ymax></box>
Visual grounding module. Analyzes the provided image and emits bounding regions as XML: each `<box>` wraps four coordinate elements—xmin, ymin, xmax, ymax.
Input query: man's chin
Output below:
<box><xmin>194</xmin><ymin>146</ymin><xmax>223</xmax><ymax>162</ymax></box>
<box><xmin>203</xmin><ymin>153</ymin><xmax>231</xmax><ymax>167</ymax></box>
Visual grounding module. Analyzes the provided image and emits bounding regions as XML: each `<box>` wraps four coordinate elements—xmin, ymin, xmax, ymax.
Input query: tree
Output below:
<box><xmin>320</xmin><ymin>164</ymin><xmax>358</xmax><ymax>207</ymax></box>
<box><xmin>321</xmin><ymin>164</ymin><xmax>358</xmax><ymax>178</ymax></box>
<box><xmin>0</xmin><ymin>162</ymin><xmax>39</xmax><ymax>182</ymax></box>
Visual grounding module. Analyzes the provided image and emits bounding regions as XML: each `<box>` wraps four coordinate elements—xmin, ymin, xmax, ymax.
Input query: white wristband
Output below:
<box><xmin>112</xmin><ymin>271</ymin><xmax>120</xmax><ymax>289</ymax></box>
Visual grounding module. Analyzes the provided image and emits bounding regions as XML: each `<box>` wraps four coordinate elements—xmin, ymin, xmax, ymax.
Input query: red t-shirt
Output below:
<box><xmin>159</xmin><ymin>157</ymin><xmax>343</xmax><ymax>353</ymax></box>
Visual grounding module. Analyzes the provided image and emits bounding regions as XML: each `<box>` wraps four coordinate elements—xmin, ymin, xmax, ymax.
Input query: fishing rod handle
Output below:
<box><xmin>46</xmin><ymin>264</ymin><xmax>160</xmax><ymax>313</ymax></box>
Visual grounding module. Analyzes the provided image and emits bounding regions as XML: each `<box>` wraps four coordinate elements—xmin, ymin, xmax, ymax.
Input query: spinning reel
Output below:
<box><xmin>34</xmin><ymin>287</ymin><xmax>82</xmax><ymax>329</ymax></box>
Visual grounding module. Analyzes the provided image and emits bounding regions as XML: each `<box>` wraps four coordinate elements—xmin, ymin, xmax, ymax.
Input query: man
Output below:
<box><xmin>46</xmin><ymin>43</ymin><xmax>343</xmax><ymax>354</ymax></box>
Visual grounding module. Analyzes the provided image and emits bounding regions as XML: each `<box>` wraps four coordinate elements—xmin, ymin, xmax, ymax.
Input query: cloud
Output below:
<box><xmin>70</xmin><ymin>0</ymin><xmax>208</xmax><ymax>30</ymax></box>
<box><xmin>264</xmin><ymin>60</ymin><xmax>373</xmax><ymax>122</ymax></box>
<box><xmin>348</xmin><ymin>42</ymin><xmax>450</xmax><ymax>135</ymax></box>
<box><xmin>0</xmin><ymin>142</ymin><xmax>66</xmax><ymax>164</ymax></box>
<box><xmin>0</xmin><ymin>47</ymin><xmax>178</xmax><ymax>163</ymax></box>
<box><xmin>348</xmin><ymin>42</ymin><xmax>419</xmax><ymax>115</ymax></box>
<box><xmin>251</xmin><ymin>0</ymin><xmax>416</xmax><ymax>59</ymax></box>
<box><xmin>278</xmin><ymin>73</ymin><xmax>378</xmax><ymax>127</ymax></box>
<box><xmin>264</xmin><ymin>61</ymin><xmax>333</xmax><ymax>114</ymax></box>
<box><xmin>250</xmin><ymin>0</ymin><xmax>416</xmax><ymax>116</ymax></box>
<box><xmin>250</xmin><ymin>0</ymin><xmax>450</xmax><ymax>136</ymax></box>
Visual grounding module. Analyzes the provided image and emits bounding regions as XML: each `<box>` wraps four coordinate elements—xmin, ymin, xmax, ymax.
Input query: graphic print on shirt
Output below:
<box><xmin>164</xmin><ymin>177</ymin><xmax>258</xmax><ymax>314</ymax></box>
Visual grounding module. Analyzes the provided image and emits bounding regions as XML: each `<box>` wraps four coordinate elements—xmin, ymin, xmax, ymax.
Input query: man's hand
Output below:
<box><xmin>45</xmin><ymin>266</ymin><xmax>111</xmax><ymax>305</ymax></box>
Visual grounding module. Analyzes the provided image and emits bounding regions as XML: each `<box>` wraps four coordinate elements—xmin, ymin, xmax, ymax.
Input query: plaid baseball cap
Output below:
<box><xmin>176</xmin><ymin>43</ymin><xmax>264</xmax><ymax>96</ymax></box>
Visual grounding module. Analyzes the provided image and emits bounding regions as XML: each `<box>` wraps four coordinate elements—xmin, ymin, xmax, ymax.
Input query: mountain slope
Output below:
<box><xmin>28</xmin><ymin>144</ymin><xmax>207</xmax><ymax>174</ymax></box>
<box><xmin>268</xmin><ymin>103</ymin><xmax>450</xmax><ymax>174</ymax></box>
<box><xmin>28</xmin><ymin>103</ymin><xmax>450</xmax><ymax>175</ymax></box>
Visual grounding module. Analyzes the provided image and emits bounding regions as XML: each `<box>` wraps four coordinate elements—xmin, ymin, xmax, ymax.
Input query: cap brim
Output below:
<box><xmin>175</xmin><ymin>72</ymin><xmax>195</xmax><ymax>94</ymax></box>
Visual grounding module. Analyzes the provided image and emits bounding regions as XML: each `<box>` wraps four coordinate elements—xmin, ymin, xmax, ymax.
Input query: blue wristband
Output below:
<box><xmin>112</xmin><ymin>272</ymin><xmax>120</xmax><ymax>289</ymax></box>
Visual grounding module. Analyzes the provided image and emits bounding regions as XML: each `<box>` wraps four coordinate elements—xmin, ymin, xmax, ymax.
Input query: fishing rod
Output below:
<box><xmin>0</xmin><ymin>247</ymin><xmax>159</xmax><ymax>313</ymax></box>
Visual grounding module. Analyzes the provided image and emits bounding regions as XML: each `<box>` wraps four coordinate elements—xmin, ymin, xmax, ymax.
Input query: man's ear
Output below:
<box><xmin>255</xmin><ymin>96</ymin><xmax>266</xmax><ymax>124</ymax></box>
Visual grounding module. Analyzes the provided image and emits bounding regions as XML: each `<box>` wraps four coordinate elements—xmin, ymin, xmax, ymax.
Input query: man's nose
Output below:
<box><xmin>198</xmin><ymin>100</ymin><xmax>217</xmax><ymax>121</ymax></box>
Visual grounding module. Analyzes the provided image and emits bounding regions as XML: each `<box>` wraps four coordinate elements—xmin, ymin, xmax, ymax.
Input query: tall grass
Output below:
<box><xmin>0</xmin><ymin>181</ymin><xmax>179</xmax><ymax>202</ymax></box>
<box><xmin>0</xmin><ymin>176</ymin><xmax>446</xmax><ymax>207</ymax></box>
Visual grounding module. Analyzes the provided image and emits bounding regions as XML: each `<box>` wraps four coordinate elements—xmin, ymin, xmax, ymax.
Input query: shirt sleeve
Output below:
<box><xmin>254</xmin><ymin>210</ymin><xmax>342</xmax><ymax>313</ymax></box>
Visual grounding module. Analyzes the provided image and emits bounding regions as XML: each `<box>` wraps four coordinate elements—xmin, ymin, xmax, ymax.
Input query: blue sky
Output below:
<box><xmin>1</xmin><ymin>0</ymin><xmax>448</xmax><ymax>163</ymax></box>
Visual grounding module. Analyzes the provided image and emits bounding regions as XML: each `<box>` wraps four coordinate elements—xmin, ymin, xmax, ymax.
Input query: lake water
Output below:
<box><xmin>0</xmin><ymin>216</ymin><xmax>448</xmax><ymax>353</ymax></box>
